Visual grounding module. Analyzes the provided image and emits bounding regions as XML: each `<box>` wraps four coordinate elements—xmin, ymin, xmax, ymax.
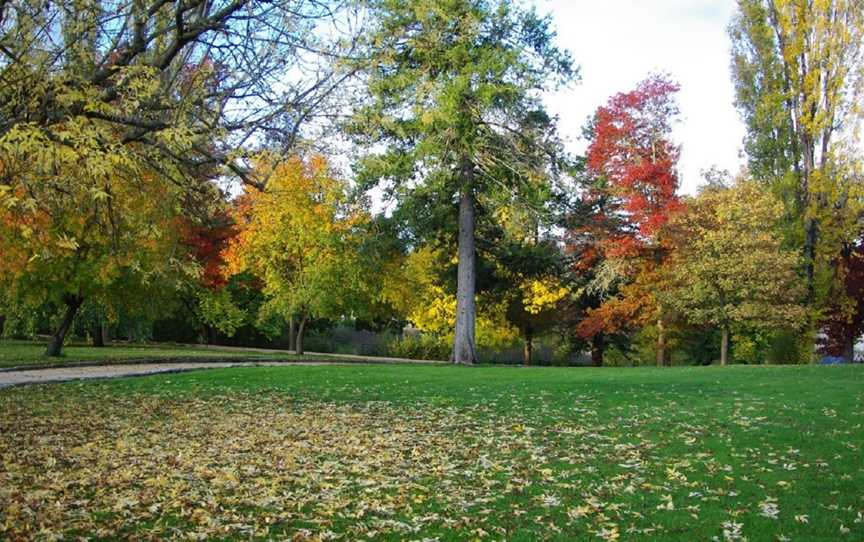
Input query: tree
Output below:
<box><xmin>664</xmin><ymin>180</ymin><xmax>807</xmax><ymax>365</ymax></box>
<box><xmin>226</xmin><ymin>155</ymin><xmax>374</xmax><ymax>355</ymax></box>
<box><xmin>0</xmin><ymin>166</ymin><xmax>193</xmax><ymax>355</ymax></box>
<box><xmin>729</xmin><ymin>0</ymin><xmax>864</xmax><ymax>308</ymax></box>
<box><xmin>574</xmin><ymin>75</ymin><xmax>683</xmax><ymax>365</ymax></box>
<box><xmin>178</xmin><ymin>207</ymin><xmax>253</xmax><ymax>343</ymax></box>
<box><xmin>819</xmin><ymin>238</ymin><xmax>864</xmax><ymax>362</ymax></box>
<box><xmin>0</xmin><ymin>0</ymin><xmax>359</xmax><ymax>355</ymax></box>
<box><xmin>379</xmin><ymin>245</ymin><xmax>520</xmax><ymax>360</ymax></box>
<box><xmin>0</xmin><ymin>0</ymin><xmax>357</xmax><ymax>189</ymax></box>
<box><xmin>350</xmin><ymin>0</ymin><xmax>574</xmax><ymax>364</ymax></box>
<box><xmin>506</xmin><ymin>272</ymin><xmax>569</xmax><ymax>365</ymax></box>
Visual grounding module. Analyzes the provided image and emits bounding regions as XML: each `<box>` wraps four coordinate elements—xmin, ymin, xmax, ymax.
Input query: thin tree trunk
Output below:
<box><xmin>522</xmin><ymin>327</ymin><xmax>533</xmax><ymax>366</ymax></box>
<box><xmin>656</xmin><ymin>318</ymin><xmax>666</xmax><ymax>366</ymax></box>
<box><xmin>92</xmin><ymin>321</ymin><xmax>105</xmax><ymax>347</ymax></box>
<box><xmin>46</xmin><ymin>296</ymin><xmax>83</xmax><ymax>357</ymax></box>
<box><xmin>296</xmin><ymin>315</ymin><xmax>307</xmax><ymax>356</ymax></box>
<box><xmin>804</xmin><ymin>217</ymin><xmax>817</xmax><ymax>303</ymax></box>
<box><xmin>452</xmin><ymin>159</ymin><xmax>477</xmax><ymax>365</ymax></box>
<box><xmin>721</xmin><ymin>326</ymin><xmax>729</xmax><ymax>366</ymax></box>
<box><xmin>591</xmin><ymin>333</ymin><xmax>605</xmax><ymax>367</ymax></box>
<box><xmin>288</xmin><ymin>315</ymin><xmax>295</xmax><ymax>352</ymax></box>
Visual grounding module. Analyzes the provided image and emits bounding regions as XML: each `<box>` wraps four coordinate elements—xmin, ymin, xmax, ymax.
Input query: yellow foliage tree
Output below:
<box><xmin>226</xmin><ymin>155</ymin><xmax>373</xmax><ymax>354</ymax></box>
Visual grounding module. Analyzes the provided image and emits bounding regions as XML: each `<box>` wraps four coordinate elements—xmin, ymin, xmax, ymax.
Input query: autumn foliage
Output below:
<box><xmin>819</xmin><ymin>242</ymin><xmax>864</xmax><ymax>359</ymax></box>
<box><xmin>181</xmin><ymin>212</ymin><xmax>237</xmax><ymax>290</ymax></box>
<box><xmin>574</xmin><ymin>75</ymin><xmax>683</xmax><ymax>346</ymax></box>
<box><xmin>586</xmin><ymin>74</ymin><xmax>683</xmax><ymax>248</ymax></box>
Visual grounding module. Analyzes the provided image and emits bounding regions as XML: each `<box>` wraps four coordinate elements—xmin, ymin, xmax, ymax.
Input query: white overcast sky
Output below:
<box><xmin>537</xmin><ymin>0</ymin><xmax>747</xmax><ymax>194</ymax></box>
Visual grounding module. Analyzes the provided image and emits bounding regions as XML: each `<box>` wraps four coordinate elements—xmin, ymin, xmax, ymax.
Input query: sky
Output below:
<box><xmin>537</xmin><ymin>0</ymin><xmax>747</xmax><ymax>194</ymax></box>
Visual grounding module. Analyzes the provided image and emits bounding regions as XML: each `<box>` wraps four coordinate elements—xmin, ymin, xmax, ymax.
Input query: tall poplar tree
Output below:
<box><xmin>729</xmin><ymin>0</ymin><xmax>864</xmax><ymax>311</ymax></box>
<box><xmin>350</xmin><ymin>0</ymin><xmax>574</xmax><ymax>363</ymax></box>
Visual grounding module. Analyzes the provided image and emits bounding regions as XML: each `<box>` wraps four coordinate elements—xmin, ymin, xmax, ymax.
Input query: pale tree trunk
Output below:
<box><xmin>522</xmin><ymin>327</ymin><xmax>533</xmax><ymax>366</ymax></box>
<box><xmin>295</xmin><ymin>314</ymin><xmax>307</xmax><ymax>356</ymax></box>
<box><xmin>655</xmin><ymin>318</ymin><xmax>666</xmax><ymax>366</ymax></box>
<box><xmin>452</xmin><ymin>159</ymin><xmax>477</xmax><ymax>365</ymax></box>
<box><xmin>46</xmin><ymin>296</ymin><xmax>83</xmax><ymax>357</ymax></box>
<box><xmin>720</xmin><ymin>326</ymin><xmax>730</xmax><ymax>366</ymax></box>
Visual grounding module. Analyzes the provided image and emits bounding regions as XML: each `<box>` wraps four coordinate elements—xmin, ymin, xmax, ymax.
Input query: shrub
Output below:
<box><xmin>766</xmin><ymin>330</ymin><xmax>804</xmax><ymax>365</ymax></box>
<box><xmin>383</xmin><ymin>334</ymin><xmax>450</xmax><ymax>361</ymax></box>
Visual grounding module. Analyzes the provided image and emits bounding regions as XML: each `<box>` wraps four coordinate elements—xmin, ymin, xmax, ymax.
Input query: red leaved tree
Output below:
<box><xmin>573</xmin><ymin>75</ymin><xmax>683</xmax><ymax>365</ymax></box>
<box><xmin>819</xmin><ymin>240</ymin><xmax>864</xmax><ymax>362</ymax></box>
<box><xmin>182</xmin><ymin>210</ymin><xmax>237</xmax><ymax>290</ymax></box>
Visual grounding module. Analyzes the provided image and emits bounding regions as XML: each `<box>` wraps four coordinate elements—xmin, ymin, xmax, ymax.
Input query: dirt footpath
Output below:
<box><xmin>0</xmin><ymin>361</ymin><xmax>337</xmax><ymax>389</ymax></box>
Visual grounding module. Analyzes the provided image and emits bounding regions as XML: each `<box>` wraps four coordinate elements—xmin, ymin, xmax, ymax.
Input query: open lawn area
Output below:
<box><xmin>0</xmin><ymin>340</ymin><xmax>312</xmax><ymax>369</ymax></box>
<box><xmin>1</xmin><ymin>364</ymin><xmax>862</xmax><ymax>541</ymax></box>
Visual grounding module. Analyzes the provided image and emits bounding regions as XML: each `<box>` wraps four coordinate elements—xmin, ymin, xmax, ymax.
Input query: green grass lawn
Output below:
<box><xmin>0</xmin><ymin>340</ymin><xmax>313</xmax><ymax>368</ymax></box>
<box><xmin>1</xmin><ymin>364</ymin><xmax>862</xmax><ymax>541</ymax></box>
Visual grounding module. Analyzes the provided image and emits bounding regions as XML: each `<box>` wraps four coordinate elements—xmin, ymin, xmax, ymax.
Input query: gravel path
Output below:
<box><xmin>0</xmin><ymin>361</ymin><xmax>336</xmax><ymax>389</ymax></box>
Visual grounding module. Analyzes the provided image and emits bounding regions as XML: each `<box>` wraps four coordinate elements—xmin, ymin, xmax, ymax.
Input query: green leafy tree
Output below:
<box><xmin>664</xmin><ymin>180</ymin><xmax>808</xmax><ymax>365</ymax></box>
<box><xmin>350</xmin><ymin>0</ymin><xmax>574</xmax><ymax>364</ymax></box>
<box><xmin>0</xmin><ymin>166</ymin><xmax>194</xmax><ymax>355</ymax></box>
<box><xmin>0</xmin><ymin>0</ymin><xmax>356</xmax><ymax>355</ymax></box>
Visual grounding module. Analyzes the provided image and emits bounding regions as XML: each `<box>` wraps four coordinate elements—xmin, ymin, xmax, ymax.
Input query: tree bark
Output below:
<box><xmin>522</xmin><ymin>327</ymin><xmax>533</xmax><ymax>366</ymax></box>
<box><xmin>720</xmin><ymin>326</ymin><xmax>729</xmax><ymax>366</ymax></box>
<box><xmin>288</xmin><ymin>315</ymin><xmax>295</xmax><ymax>352</ymax></box>
<box><xmin>655</xmin><ymin>318</ymin><xmax>666</xmax><ymax>366</ymax></box>
<box><xmin>296</xmin><ymin>315</ymin><xmax>307</xmax><ymax>356</ymax></box>
<box><xmin>591</xmin><ymin>333</ymin><xmax>605</xmax><ymax>367</ymax></box>
<box><xmin>45</xmin><ymin>296</ymin><xmax>83</xmax><ymax>357</ymax></box>
<box><xmin>804</xmin><ymin>217</ymin><xmax>817</xmax><ymax>303</ymax></box>
<box><xmin>92</xmin><ymin>321</ymin><xmax>105</xmax><ymax>347</ymax></box>
<box><xmin>452</xmin><ymin>159</ymin><xmax>477</xmax><ymax>365</ymax></box>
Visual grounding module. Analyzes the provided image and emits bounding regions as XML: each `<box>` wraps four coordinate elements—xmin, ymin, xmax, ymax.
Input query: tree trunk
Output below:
<box><xmin>804</xmin><ymin>217</ymin><xmax>817</xmax><ymax>303</ymax></box>
<box><xmin>92</xmin><ymin>321</ymin><xmax>105</xmax><ymax>347</ymax></box>
<box><xmin>522</xmin><ymin>327</ymin><xmax>533</xmax><ymax>366</ymax></box>
<box><xmin>296</xmin><ymin>315</ymin><xmax>307</xmax><ymax>356</ymax></box>
<box><xmin>452</xmin><ymin>159</ymin><xmax>477</xmax><ymax>365</ymax></box>
<box><xmin>205</xmin><ymin>325</ymin><xmax>215</xmax><ymax>345</ymax></box>
<box><xmin>288</xmin><ymin>315</ymin><xmax>295</xmax><ymax>352</ymax></box>
<box><xmin>591</xmin><ymin>333</ymin><xmax>605</xmax><ymax>367</ymax></box>
<box><xmin>843</xmin><ymin>335</ymin><xmax>855</xmax><ymax>364</ymax></box>
<box><xmin>655</xmin><ymin>318</ymin><xmax>666</xmax><ymax>366</ymax></box>
<box><xmin>0</xmin><ymin>314</ymin><xmax>5</xmax><ymax>337</ymax></box>
<box><xmin>720</xmin><ymin>326</ymin><xmax>729</xmax><ymax>366</ymax></box>
<box><xmin>45</xmin><ymin>296</ymin><xmax>83</xmax><ymax>357</ymax></box>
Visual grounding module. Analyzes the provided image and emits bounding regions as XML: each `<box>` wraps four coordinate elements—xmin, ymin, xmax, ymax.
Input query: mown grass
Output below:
<box><xmin>0</xmin><ymin>340</ymin><xmax>311</xmax><ymax>368</ymax></box>
<box><xmin>1</xmin><ymin>364</ymin><xmax>862</xmax><ymax>541</ymax></box>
